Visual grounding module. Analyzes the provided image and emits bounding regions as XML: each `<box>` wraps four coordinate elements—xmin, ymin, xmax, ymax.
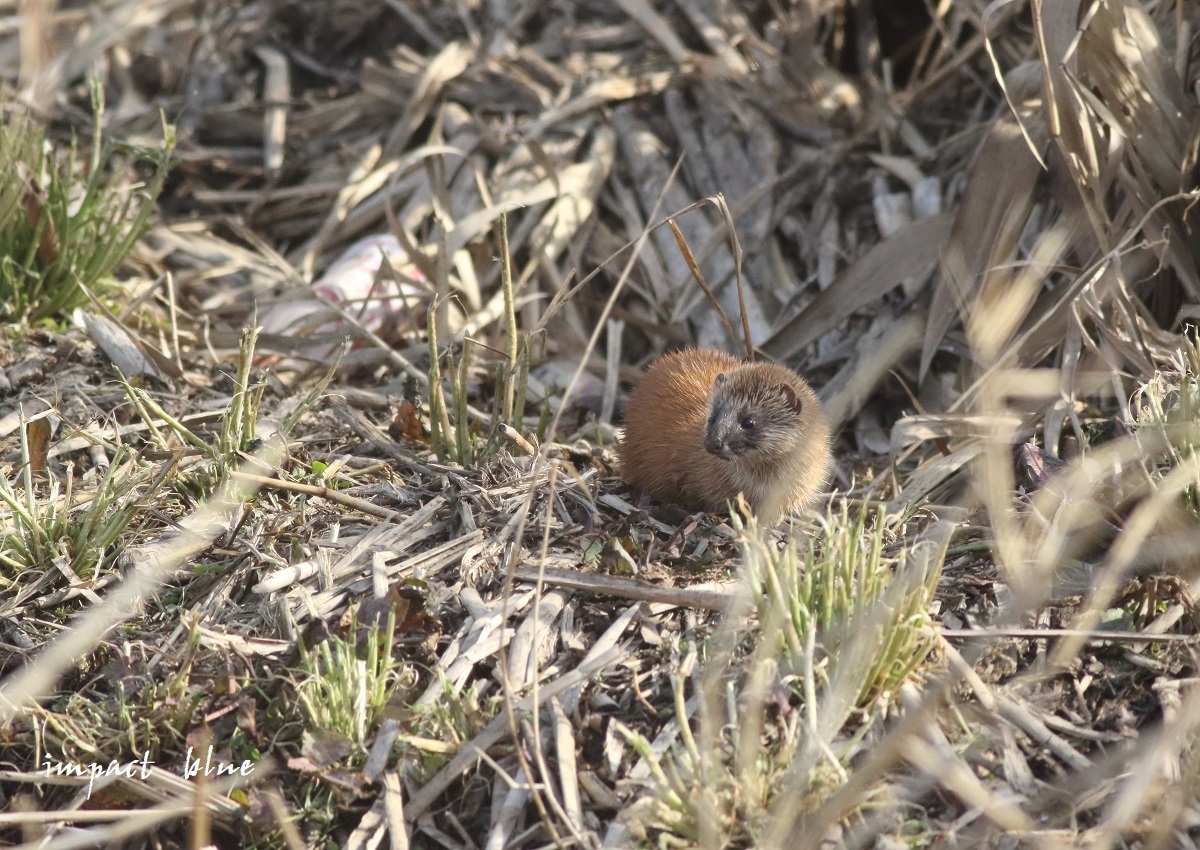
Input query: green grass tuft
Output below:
<box><xmin>292</xmin><ymin>608</ymin><xmax>408</xmax><ymax>752</ymax></box>
<box><xmin>0</xmin><ymin>88</ymin><xmax>172</xmax><ymax>325</ymax></box>
<box><xmin>621</xmin><ymin>501</ymin><xmax>946</xmax><ymax>847</ymax></box>
<box><xmin>0</xmin><ymin>418</ymin><xmax>168</xmax><ymax>582</ymax></box>
<box><xmin>739</xmin><ymin>502</ymin><xmax>943</xmax><ymax>706</ymax></box>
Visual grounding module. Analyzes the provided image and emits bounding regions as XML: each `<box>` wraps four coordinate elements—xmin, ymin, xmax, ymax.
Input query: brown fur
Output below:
<box><xmin>619</xmin><ymin>348</ymin><xmax>831</xmax><ymax>524</ymax></box>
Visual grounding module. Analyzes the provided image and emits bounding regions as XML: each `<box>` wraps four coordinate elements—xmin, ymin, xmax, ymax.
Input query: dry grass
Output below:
<box><xmin>2</xmin><ymin>0</ymin><xmax>1200</xmax><ymax>848</ymax></box>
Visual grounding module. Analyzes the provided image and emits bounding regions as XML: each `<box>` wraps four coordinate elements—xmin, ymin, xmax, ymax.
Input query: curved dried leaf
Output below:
<box><xmin>764</xmin><ymin>212</ymin><xmax>952</xmax><ymax>361</ymax></box>
<box><xmin>921</xmin><ymin>117</ymin><xmax>1045</xmax><ymax>379</ymax></box>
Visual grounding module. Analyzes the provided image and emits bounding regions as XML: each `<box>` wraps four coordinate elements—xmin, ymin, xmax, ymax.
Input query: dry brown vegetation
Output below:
<box><xmin>2</xmin><ymin>0</ymin><xmax>1200</xmax><ymax>847</ymax></box>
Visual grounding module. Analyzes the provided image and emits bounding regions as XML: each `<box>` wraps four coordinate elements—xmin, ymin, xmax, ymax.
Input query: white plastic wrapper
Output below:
<box><xmin>260</xmin><ymin>234</ymin><xmax>428</xmax><ymax>355</ymax></box>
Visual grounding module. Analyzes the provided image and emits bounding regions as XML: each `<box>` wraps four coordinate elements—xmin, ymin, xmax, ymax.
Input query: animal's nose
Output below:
<box><xmin>704</xmin><ymin>438</ymin><xmax>724</xmax><ymax>455</ymax></box>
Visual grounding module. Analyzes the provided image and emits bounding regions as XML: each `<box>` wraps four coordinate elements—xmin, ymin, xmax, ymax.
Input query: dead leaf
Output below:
<box><xmin>921</xmin><ymin>117</ymin><xmax>1045</xmax><ymax>379</ymax></box>
<box><xmin>764</xmin><ymin>213</ymin><xmax>952</xmax><ymax>362</ymax></box>
<box><xmin>25</xmin><ymin>417</ymin><xmax>51</xmax><ymax>473</ymax></box>
<box><xmin>81</xmin><ymin>313</ymin><xmax>171</xmax><ymax>381</ymax></box>
<box><xmin>17</xmin><ymin>162</ymin><xmax>59</xmax><ymax>267</ymax></box>
<box><xmin>389</xmin><ymin>397</ymin><xmax>425</xmax><ymax>442</ymax></box>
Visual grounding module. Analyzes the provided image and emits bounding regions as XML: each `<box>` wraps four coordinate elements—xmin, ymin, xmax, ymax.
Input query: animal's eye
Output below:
<box><xmin>740</xmin><ymin>417</ymin><xmax>756</xmax><ymax>431</ymax></box>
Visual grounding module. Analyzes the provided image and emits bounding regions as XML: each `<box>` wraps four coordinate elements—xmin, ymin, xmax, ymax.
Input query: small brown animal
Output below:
<box><xmin>619</xmin><ymin>348</ymin><xmax>831</xmax><ymax>524</ymax></box>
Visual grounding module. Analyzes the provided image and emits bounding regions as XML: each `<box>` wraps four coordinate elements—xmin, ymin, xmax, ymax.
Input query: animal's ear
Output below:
<box><xmin>714</xmin><ymin>372</ymin><xmax>728</xmax><ymax>385</ymax></box>
<box><xmin>780</xmin><ymin>384</ymin><xmax>802</xmax><ymax>414</ymax></box>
